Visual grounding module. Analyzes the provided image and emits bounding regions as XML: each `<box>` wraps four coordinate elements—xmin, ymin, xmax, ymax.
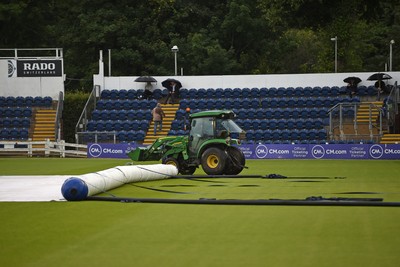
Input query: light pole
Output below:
<box><xmin>330</xmin><ymin>36</ymin><xmax>338</xmax><ymax>73</ymax></box>
<box><xmin>171</xmin><ymin>45</ymin><xmax>179</xmax><ymax>75</ymax></box>
<box><xmin>390</xmin><ymin>40</ymin><xmax>395</xmax><ymax>71</ymax></box>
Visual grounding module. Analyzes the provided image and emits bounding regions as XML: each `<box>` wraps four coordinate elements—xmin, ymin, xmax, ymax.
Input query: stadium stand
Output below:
<box><xmin>83</xmin><ymin>86</ymin><xmax>373</xmax><ymax>144</ymax></box>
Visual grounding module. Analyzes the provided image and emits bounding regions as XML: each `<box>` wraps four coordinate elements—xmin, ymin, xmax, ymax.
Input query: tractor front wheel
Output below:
<box><xmin>162</xmin><ymin>157</ymin><xmax>180</xmax><ymax>171</ymax></box>
<box><xmin>201</xmin><ymin>147</ymin><xmax>227</xmax><ymax>175</ymax></box>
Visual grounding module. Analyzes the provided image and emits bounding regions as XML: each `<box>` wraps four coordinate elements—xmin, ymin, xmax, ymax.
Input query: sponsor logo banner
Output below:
<box><xmin>87</xmin><ymin>143</ymin><xmax>400</xmax><ymax>160</ymax></box>
<box><xmin>87</xmin><ymin>143</ymin><xmax>138</xmax><ymax>158</ymax></box>
<box><xmin>14</xmin><ymin>60</ymin><xmax>62</xmax><ymax>77</ymax></box>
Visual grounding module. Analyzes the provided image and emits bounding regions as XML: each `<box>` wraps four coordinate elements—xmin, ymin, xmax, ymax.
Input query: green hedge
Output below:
<box><xmin>63</xmin><ymin>91</ymin><xmax>90</xmax><ymax>143</ymax></box>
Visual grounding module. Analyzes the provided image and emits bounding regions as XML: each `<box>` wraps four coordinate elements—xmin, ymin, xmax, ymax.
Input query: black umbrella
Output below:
<box><xmin>367</xmin><ymin>73</ymin><xmax>392</xmax><ymax>81</ymax></box>
<box><xmin>162</xmin><ymin>78</ymin><xmax>182</xmax><ymax>89</ymax></box>
<box><xmin>134</xmin><ymin>76</ymin><xmax>157</xmax><ymax>82</ymax></box>
<box><xmin>343</xmin><ymin>76</ymin><xmax>362</xmax><ymax>84</ymax></box>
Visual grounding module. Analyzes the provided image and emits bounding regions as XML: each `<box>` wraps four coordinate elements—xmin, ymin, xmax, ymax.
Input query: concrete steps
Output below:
<box><xmin>380</xmin><ymin>134</ymin><xmax>400</xmax><ymax>144</ymax></box>
<box><xmin>32</xmin><ymin>109</ymin><xmax>56</xmax><ymax>142</ymax></box>
<box><xmin>143</xmin><ymin>104</ymin><xmax>179</xmax><ymax>145</ymax></box>
<box><xmin>355</xmin><ymin>101</ymin><xmax>382</xmax><ymax>124</ymax></box>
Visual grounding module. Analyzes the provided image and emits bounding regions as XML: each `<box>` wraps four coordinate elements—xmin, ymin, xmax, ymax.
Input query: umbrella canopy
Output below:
<box><xmin>367</xmin><ymin>73</ymin><xmax>392</xmax><ymax>81</ymax></box>
<box><xmin>134</xmin><ymin>76</ymin><xmax>157</xmax><ymax>82</ymax></box>
<box><xmin>343</xmin><ymin>76</ymin><xmax>362</xmax><ymax>84</ymax></box>
<box><xmin>162</xmin><ymin>78</ymin><xmax>182</xmax><ymax>89</ymax></box>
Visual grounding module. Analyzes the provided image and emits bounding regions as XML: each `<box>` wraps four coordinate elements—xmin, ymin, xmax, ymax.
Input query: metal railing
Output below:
<box><xmin>385</xmin><ymin>81</ymin><xmax>399</xmax><ymax>133</ymax></box>
<box><xmin>75</xmin><ymin>85</ymin><xmax>100</xmax><ymax>143</ymax></box>
<box><xmin>328</xmin><ymin>102</ymin><xmax>384</xmax><ymax>142</ymax></box>
<box><xmin>0</xmin><ymin>140</ymin><xmax>87</xmax><ymax>157</ymax></box>
<box><xmin>0</xmin><ymin>48</ymin><xmax>63</xmax><ymax>59</ymax></box>
<box><xmin>55</xmin><ymin>91</ymin><xmax>64</xmax><ymax>141</ymax></box>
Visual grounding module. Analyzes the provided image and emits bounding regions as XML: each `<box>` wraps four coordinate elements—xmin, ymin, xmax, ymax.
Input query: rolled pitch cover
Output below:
<box><xmin>61</xmin><ymin>164</ymin><xmax>178</xmax><ymax>201</ymax></box>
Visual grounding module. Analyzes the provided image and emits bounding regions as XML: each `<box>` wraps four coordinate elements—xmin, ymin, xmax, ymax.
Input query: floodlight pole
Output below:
<box><xmin>390</xmin><ymin>40</ymin><xmax>395</xmax><ymax>71</ymax></box>
<box><xmin>331</xmin><ymin>36</ymin><xmax>338</xmax><ymax>73</ymax></box>
<box><xmin>171</xmin><ymin>45</ymin><xmax>179</xmax><ymax>76</ymax></box>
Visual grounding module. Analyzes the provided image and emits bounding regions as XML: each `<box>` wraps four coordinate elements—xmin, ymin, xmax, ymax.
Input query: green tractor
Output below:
<box><xmin>127</xmin><ymin>110</ymin><xmax>246</xmax><ymax>175</ymax></box>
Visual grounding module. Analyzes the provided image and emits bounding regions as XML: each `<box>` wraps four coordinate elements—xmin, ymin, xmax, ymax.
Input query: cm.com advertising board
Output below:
<box><xmin>87</xmin><ymin>143</ymin><xmax>400</xmax><ymax>160</ymax></box>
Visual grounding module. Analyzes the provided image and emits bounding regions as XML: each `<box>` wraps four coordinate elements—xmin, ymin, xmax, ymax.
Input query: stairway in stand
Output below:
<box><xmin>32</xmin><ymin>109</ymin><xmax>57</xmax><ymax>142</ymax></box>
<box><xmin>355</xmin><ymin>101</ymin><xmax>382</xmax><ymax>124</ymax></box>
<box><xmin>143</xmin><ymin>104</ymin><xmax>179</xmax><ymax>145</ymax></box>
<box><xmin>380</xmin><ymin>134</ymin><xmax>400</xmax><ymax>144</ymax></box>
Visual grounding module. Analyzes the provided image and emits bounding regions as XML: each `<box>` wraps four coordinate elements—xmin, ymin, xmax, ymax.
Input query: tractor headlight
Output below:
<box><xmin>225</xmin><ymin>136</ymin><xmax>231</xmax><ymax>144</ymax></box>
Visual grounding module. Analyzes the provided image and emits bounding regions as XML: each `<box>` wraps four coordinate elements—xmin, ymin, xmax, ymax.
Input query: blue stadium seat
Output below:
<box><xmin>285</xmin><ymin>87</ymin><xmax>295</xmax><ymax>97</ymax></box>
<box><xmin>197</xmin><ymin>88</ymin><xmax>207</xmax><ymax>99</ymax></box>
<box><xmin>267</xmin><ymin>87</ymin><xmax>277</xmax><ymax>97</ymax></box>
<box><xmin>197</xmin><ymin>99</ymin><xmax>207</xmax><ymax>110</ymax></box>
<box><xmin>303</xmin><ymin>87</ymin><xmax>312</xmax><ymax>97</ymax></box>
<box><xmin>126</xmin><ymin>89</ymin><xmax>137</xmax><ymax>100</ymax></box>
<box><xmin>104</xmin><ymin>120</ymin><xmax>114</xmax><ymax>131</ymax></box>
<box><xmin>188</xmin><ymin>88</ymin><xmax>197</xmax><ymax>99</ymax></box>
<box><xmin>247</xmin><ymin>108</ymin><xmax>256</xmax><ymax>119</ymax></box>
<box><xmin>295</xmin><ymin>119</ymin><xmax>305</xmax><ymax>129</ymax></box>
<box><xmin>43</xmin><ymin>96</ymin><xmax>52</xmax><ymax>107</ymax></box>
<box><xmin>242</xmin><ymin>88</ymin><xmax>251</xmax><ymax>98</ymax></box>
<box><xmin>11</xmin><ymin>118</ymin><xmax>21</xmax><ymax>127</ymax></box>
<box><xmin>246</xmin><ymin>130</ymin><xmax>255</xmax><ymax>140</ymax></box>
<box><xmin>294</xmin><ymin>87</ymin><xmax>303</xmax><ymax>97</ymax></box>
<box><xmin>101</xmin><ymin>90</ymin><xmax>111</xmax><ymax>99</ymax></box>
<box><xmin>277</xmin><ymin>119</ymin><xmax>286</xmax><ymax>130</ymax></box>
<box><xmin>15</xmin><ymin>96</ymin><xmax>25</xmax><ymax>106</ymax></box>
<box><xmin>311</xmin><ymin>86</ymin><xmax>322</xmax><ymax>96</ymax></box>
<box><xmin>241</xmin><ymin>98</ymin><xmax>251</xmax><ymax>109</ymax></box>
<box><xmin>206</xmin><ymin>99</ymin><xmax>216</xmax><ymax>109</ymax></box>
<box><xmin>290</xmin><ymin>129</ymin><xmax>300</xmax><ymax>140</ymax></box>
<box><xmin>286</xmin><ymin>119</ymin><xmax>295</xmax><ymax>129</ymax></box>
<box><xmin>223</xmin><ymin>88</ymin><xmax>233</xmax><ymax>98</ymax></box>
<box><xmin>126</xmin><ymin>131</ymin><xmax>136</xmax><ymax>141</ymax></box>
<box><xmin>117</xmin><ymin>131</ymin><xmax>128</xmax><ymax>142</ymax></box>
<box><xmin>272</xmin><ymin>109</ymin><xmax>282</xmax><ymax>119</ymax></box>
<box><xmin>9</xmin><ymin>128</ymin><xmax>19</xmax><ymax>140</ymax></box>
<box><xmin>250</xmin><ymin>87</ymin><xmax>260</xmax><ymax>98</ymax></box>
<box><xmin>0</xmin><ymin>96</ymin><xmax>5</xmax><ymax>106</ymax></box>
<box><xmin>232</xmin><ymin>88</ymin><xmax>242</xmax><ymax>98</ymax></box>
<box><xmin>152</xmin><ymin>89</ymin><xmax>163</xmax><ymax>99</ymax></box>
<box><xmin>109</xmin><ymin>89</ymin><xmax>119</xmax><ymax>100</ymax></box>
<box><xmin>206</xmin><ymin>88</ymin><xmax>215</xmax><ymax>98</ymax></box>
<box><xmin>269</xmin><ymin>119</ymin><xmax>278</xmax><ymax>130</ymax></box>
<box><xmin>113</xmin><ymin>99</ymin><xmax>123</xmax><ymax>110</ymax></box>
<box><xmin>33</xmin><ymin>96</ymin><xmax>44</xmax><ymax>106</ymax></box>
<box><xmin>113</xmin><ymin>121</ymin><xmax>123</xmax><ymax>131</ymax></box>
<box><xmin>259</xmin><ymin>87</ymin><xmax>268</xmax><ymax>98</ymax></box>
<box><xmin>6</xmin><ymin>96</ymin><xmax>16</xmax><ymax>107</ymax></box>
<box><xmin>276</xmin><ymin>87</ymin><xmax>286</xmax><ymax>97</ymax></box>
<box><xmin>118</xmin><ymin>89</ymin><xmax>128</xmax><ymax>99</ymax></box>
<box><xmin>254</xmin><ymin>129</ymin><xmax>264</xmax><ymax>140</ymax></box>
<box><xmin>214</xmin><ymin>88</ymin><xmax>224</xmax><ymax>98</ymax></box>
<box><xmin>104</xmin><ymin>99</ymin><xmax>114</xmax><ymax>110</ymax></box>
<box><xmin>139</xmin><ymin>120</ymin><xmax>149</xmax><ymax>131</ymax></box>
<box><xmin>2</xmin><ymin>118</ymin><xmax>12</xmax><ymax>127</ymax></box>
<box><xmin>330</xmin><ymin>86</ymin><xmax>340</xmax><ymax>96</ymax></box>
<box><xmin>264</xmin><ymin>108</ymin><xmax>274</xmax><ymax>119</ymax></box>
<box><xmin>20</xmin><ymin>128</ymin><xmax>29</xmax><ymax>140</ymax></box>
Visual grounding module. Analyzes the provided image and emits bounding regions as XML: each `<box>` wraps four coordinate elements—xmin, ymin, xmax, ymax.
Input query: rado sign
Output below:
<box><xmin>16</xmin><ymin>60</ymin><xmax>62</xmax><ymax>77</ymax></box>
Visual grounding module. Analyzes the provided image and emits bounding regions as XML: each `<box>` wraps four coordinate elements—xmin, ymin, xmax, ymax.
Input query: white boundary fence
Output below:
<box><xmin>0</xmin><ymin>140</ymin><xmax>87</xmax><ymax>157</ymax></box>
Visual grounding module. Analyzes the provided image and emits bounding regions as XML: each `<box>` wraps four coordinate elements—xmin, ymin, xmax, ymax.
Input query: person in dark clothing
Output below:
<box><xmin>346</xmin><ymin>81</ymin><xmax>358</xmax><ymax>98</ymax></box>
<box><xmin>164</xmin><ymin>81</ymin><xmax>181</xmax><ymax>104</ymax></box>
<box><xmin>374</xmin><ymin>80</ymin><xmax>386</xmax><ymax>100</ymax></box>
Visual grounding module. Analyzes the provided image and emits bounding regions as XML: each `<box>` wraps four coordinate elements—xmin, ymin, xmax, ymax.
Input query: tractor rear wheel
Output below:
<box><xmin>201</xmin><ymin>147</ymin><xmax>227</xmax><ymax>175</ymax></box>
<box><xmin>224</xmin><ymin>146</ymin><xmax>245</xmax><ymax>175</ymax></box>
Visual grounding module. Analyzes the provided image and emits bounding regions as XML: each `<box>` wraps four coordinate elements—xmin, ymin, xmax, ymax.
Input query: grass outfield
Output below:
<box><xmin>1</xmin><ymin>158</ymin><xmax>400</xmax><ymax>267</ymax></box>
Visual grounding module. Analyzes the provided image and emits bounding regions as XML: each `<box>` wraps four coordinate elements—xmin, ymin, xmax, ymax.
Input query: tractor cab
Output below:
<box><xmin>188</xmin><ymin>110</ymin><xmax>245</xmax><ymax>158</ymax></box>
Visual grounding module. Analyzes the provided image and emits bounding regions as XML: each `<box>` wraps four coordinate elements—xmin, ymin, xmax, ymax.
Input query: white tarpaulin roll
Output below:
<box><xmin>61</xmin><ymin>164</ymin><xmax>178</xmax><ymax>201</ymax></box>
